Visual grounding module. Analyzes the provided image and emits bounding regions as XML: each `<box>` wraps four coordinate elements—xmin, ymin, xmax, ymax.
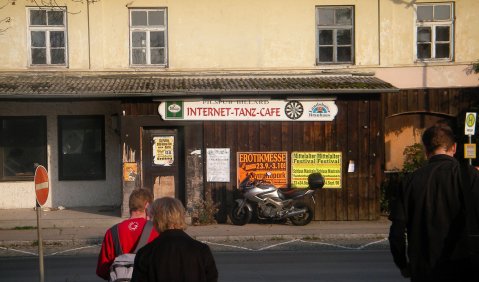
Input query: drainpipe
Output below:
<box><xmin>87</xmin><ymin>0</ymin><xmax>91</xmax><ymax>69</ymax></box>
<box><xmin>378</xmin><ymin>0</ymin><xmax>381</xmax><ymax>66</ymax></box>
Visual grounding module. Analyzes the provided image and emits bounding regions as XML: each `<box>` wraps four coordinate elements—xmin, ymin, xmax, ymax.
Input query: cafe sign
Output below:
<box><xmin>158</xmin><ymin>99</ymin><xmax>338</xmax><ymax>121</ymax></box>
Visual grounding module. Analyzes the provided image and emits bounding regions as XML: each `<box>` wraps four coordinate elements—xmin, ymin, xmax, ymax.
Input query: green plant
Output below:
<box><xmin>402</xmin><ymin>143</ymin><xmax>427</xmax><ymax>173</ymax></box>
<box><xmin>13</xmin><ymin>226</ymin><xmax>36</xmax><ymax>230</ymax></box>
<box><xmin>191</xmin><ymin>195</ymin><xmax>219</xmax><ymax>226</ymax></box>
<box><xmin>380</xmin><ymin>143</ymin><xmax>427</xmax><ymax>215</ymax></box>
<box><xmin>473</xmin><ymin>60</ymin><xmax>479</xmax><ymax>74</ymax></box>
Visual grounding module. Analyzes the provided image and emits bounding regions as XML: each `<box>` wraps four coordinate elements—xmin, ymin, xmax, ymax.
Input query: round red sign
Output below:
<box><xmin>34</xmin><ymin>165</ymin><xmax>49</xmax><ymax>206</ymax></box>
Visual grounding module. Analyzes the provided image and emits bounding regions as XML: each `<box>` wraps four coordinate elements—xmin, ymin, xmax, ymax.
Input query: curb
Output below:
<box><xmin>0</xmin><ymin>233</ymin><xmax>389</xmax><ymax>247</ymax></box>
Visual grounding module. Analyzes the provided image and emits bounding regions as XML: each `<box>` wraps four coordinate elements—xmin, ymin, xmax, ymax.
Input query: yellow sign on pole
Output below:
<box><xmin>291</xmin><ymin>152</ymin><xmax>342</xmax><ymax>189</ymax></box>
<box><xmin>464</xmin><ymin>144</ymin><xmax>476</xmax><ymax>159</ymax></box>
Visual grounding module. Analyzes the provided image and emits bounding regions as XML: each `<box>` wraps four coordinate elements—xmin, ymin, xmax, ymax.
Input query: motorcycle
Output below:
<box><xmin>229</xmin><ymin>171</ymin><xmax>325</xmax><ymax>226</ymax></box>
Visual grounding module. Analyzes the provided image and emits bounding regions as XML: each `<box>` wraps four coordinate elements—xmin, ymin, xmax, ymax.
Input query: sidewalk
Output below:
<box><xmin>0</xmin><ymin>207</ymin><xmax>391</xmax><ymax>246</ymax></box>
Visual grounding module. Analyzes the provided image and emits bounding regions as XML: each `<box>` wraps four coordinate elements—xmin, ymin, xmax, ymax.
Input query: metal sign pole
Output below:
<box><xmin>36</xmin><ymin>202</ymin><xmax>44</xmax><ymax>282</ymax></box>
<box><xmin>469</xmin><ymin>135</ymin><xmax>473</xmax><ymax>166</ymax></box>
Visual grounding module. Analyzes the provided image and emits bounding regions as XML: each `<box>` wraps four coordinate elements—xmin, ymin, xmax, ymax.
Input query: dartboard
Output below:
<box><xmin>284</xmin><ymin>101</ymin><xmax>304</xmax><ymax>120</ymax></box>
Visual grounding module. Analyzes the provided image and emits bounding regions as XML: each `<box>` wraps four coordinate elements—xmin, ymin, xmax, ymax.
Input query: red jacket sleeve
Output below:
<box><xmin>96</xmin><ymin>228</ymin><xmax>116</xmax><ymax>280</ymax></box>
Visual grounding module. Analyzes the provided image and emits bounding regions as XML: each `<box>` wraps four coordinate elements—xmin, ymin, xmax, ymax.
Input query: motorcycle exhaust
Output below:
<box><xmin>280</xmin><ymin>208</ymin><xmax>308</xmax><ymax>219</ymax></box>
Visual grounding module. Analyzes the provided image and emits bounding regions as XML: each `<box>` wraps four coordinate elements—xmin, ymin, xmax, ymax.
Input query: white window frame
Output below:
<box><xmin>129</xmin><ymin>8</ymin><xmax>168</xmax><ymax>67</ymax></box>
<box><xmin>27</xmin><ymin>7</ymin><xmax>68</xmax><ymax>67</ymax></box>
<box><xmin>414</xmin><ymin>2</ymin><xmax>454</xmax><ymax>62</ymax></box>
<box><xmin>316</xmin><ymin>6</ymin><xmax>355</xmax><ymax>65</ymax></box>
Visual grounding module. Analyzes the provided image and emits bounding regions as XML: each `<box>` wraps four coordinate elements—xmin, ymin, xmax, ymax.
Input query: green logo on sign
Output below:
<box><xmin>166</xmin><ymin>101</ymin><xmax>184</xmax><ymax>119</ymax></box>
<box><xmin>467</xmin><ymin>114</ymin><xmax>476</xmax><ymax>127</ymax></box>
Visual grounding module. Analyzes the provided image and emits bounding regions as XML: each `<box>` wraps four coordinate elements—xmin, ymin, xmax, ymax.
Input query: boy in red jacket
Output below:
<box><xmin>96</xmin><ymin>188</ymin><xmax>159</xmax><ymax>280</ymax></box>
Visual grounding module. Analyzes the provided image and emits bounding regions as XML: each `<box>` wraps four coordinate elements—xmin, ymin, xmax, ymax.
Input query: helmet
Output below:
<box><xmin>308</xmin><ymin>172</ymin><xmax>325</xmax><ymax>189</ymax></box>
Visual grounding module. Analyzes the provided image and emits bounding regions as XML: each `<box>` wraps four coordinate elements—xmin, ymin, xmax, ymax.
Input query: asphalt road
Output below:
<box><xmin>0</xmin><ymin>249</ymin><xmax>405</xmax><ymax>282</ymax></box>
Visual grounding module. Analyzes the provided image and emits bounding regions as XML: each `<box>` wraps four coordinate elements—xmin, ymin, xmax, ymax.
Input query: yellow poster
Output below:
<box><xmin>153</xmin><ymin>136</ymin><xmax>174</xmax><ymax>166</ymax></box>
<box><xmin>237</xmin><ymin>152</ymin><xmax>288</xmax><ymax>188</ymax></box>
<box><xmin>291</xmin><ymin>152</ymin><xmax>342</xmax><ymax>189</ymax></box>
<box><xmin>123</xmin><ymin>162</ymin><xmax>138</xmax><ymax>182</ymax></box>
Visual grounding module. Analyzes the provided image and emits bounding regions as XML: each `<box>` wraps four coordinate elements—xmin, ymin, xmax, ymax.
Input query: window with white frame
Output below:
<box><xmin>316</xmin><ymin>6</ymin><xmax>354</xmax><ymax>64</ymax></box>
<box><xmin>28</xmin><ymin>7</ymin><xmax>67</xmax><ymax>66</ymax></box>
<box><xmin>415</xmin><ymin>3</ymin><xmax>454</xmax><ymax>61</ymax></box>
<box><xmin>130</xmin><ymin>9</ymin><xmax>167</xmax><ymax>66</ymax></box>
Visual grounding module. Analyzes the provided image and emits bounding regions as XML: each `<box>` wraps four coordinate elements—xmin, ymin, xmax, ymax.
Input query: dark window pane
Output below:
<box><xmin>32</xmin><ymin>48</ymin><xmax>47</xmax><ymax>64</ymax></box>
<box><xmin>30</xmin><ymin>10</ymin><xmax>46</xmax><ymax>25</ymax></box>
<box><xmin>0</xmin><ymin>117</ymin><xmax>47</xmax><ymax>180</ymax></box>
<box><xmin>337</xmin><ymin>29</ymin><xmax>351</xmax><ymax>45</ymax></box>
<box><xmin>317</xmin><ymin>8</ymin><xmax>334</xmax><ymax>25</ymax></box>
<box><xmin>336</xmin><ymin>8</ymin><xmax>352</xmax><ymax>25</ymax></box>
<box><xmin>31</xmin><ymin>31</ymin><xmax>46</xmax><ymax>47</ymax></box>
<box><xmin>51</xmin><ymin>49</ymin><xmax>65</xmax><ymax>64</ymax></box>
<box><xmin>436</xmin><ymin>43</ymin><xmax>450</xmax><ymax>58</ymax></box>
<box><xmin>417</xmin><ymin>43</ymin><xmax>431</xmax><ymax>59</ymax></box>
<box><xmin>319</xmin><ymin>47</ymin><xmax>333</xmax><ymax>62</ymax></box>
<box><xmin>58</xmin><ymin>116</ymin><xmax>105</xmax><ymax>180</ymax></box>
<box><xmin>434</xmin><ymin>5</ymin><xmax>451</xmax><ymax>20</ymax></box>
<box><xmin>50</xmin><ymin>31</ymin><xmax>65</xmax><ymax>47</ymax></box>
<box><xmin>131</xmin><ymin>11</ymin><xmax>147</xmax><ymax>26</ymax></box>
<box><xmin>148</xmin><ymin>11</ymin><xmax>165</xmax><ymax>26</ymax></box>
<box><xmin>132</xmin><ymin>32</ymin><xmax>146</xmax><ymax>47</ymax></box>
<box><xmin>417</xmin><ymin>6</ymin><xmax>433</xmax><ymax>21</ymax></box>
<box><xmin>132</xmin><ymin>49</ymin><xmax>146</xmax><ymax>64</ymax></box>
<box><xmin>150</xmin><ymin>31</ymin><xmax>165</xmax><ymax>47</ymax></box>
<box><xmin>436</xmin><ymin>26</ymin><xmax>450</xmax><ymax>41</ymax></box>
<box><xmin>318</xmin><ymin>30</ymin><xmax>333</xmax><ymax>45</ymax></box>
<box><xmin>417</xmin><ymin>27</ymin><xmax>431</xmax><ymax>42</ymax></box>
<box><xmin>337</xmin><ymin>47</ymin><xmax>352</xmax><ymax>62</ymax></box>
<box><xmin>47</xmin><ymin>10</ymin><xmax>64</xmax><ymax>25</ymax></box>
<box><xmin>151</xmin><ymin>48</ymin><xmax>165</xmax><ymax>64</ymax></box>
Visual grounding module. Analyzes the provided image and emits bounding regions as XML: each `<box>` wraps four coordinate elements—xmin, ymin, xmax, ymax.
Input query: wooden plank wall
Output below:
<box><xmin>383</xmin><ymin>88</ymin><xmax>479</xmax><ymax>118</ymax></box>
<box><xmin>121</xmin><ymin>95</ymin><xmax>385</xmax><ymax>221</ymax></box>
<box><xmin>204</xmin><ymin>96</ymin><xmax>384</xmax><ymax>221</ymax></box>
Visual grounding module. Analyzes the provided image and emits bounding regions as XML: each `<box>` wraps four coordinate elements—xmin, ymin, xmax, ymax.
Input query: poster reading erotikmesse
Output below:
<box><xmin>237</xmin><ymin>152</ymin><xmax>288</xmax><ymax>188</ymax></box>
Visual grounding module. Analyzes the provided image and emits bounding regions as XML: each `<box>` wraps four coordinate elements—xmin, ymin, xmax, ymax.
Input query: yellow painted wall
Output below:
<box><xmin>379</xmin><ymin>0</ymin><xmax>479</xmax><ymax>66</ymax></box>
<box><xmin>0</xmin><ymin>0</ymin><xmax>477</xmax><ymax>75</ymax></box>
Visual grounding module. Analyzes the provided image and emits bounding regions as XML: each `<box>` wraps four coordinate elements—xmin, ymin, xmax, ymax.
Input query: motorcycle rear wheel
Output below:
<box><xmin>289</xmin><ymin>203</ymin><xmax>313</xmax><ymax>226</ymax></box>
<box><xmin>229</xmin><ymin>201</ymin><xmax>252</xmax><ymax>226</ymax></box>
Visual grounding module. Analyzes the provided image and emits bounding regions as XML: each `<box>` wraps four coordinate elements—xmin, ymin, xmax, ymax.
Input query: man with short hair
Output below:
<box><xmin>389</xmin><ymin>124</ymin><xmax>476</xmax><ymax>281</ymax></box>
<box><xmin>96</xmin><ymin>188</ymin><xmax>159</xmax><ymax>280</ymax></box>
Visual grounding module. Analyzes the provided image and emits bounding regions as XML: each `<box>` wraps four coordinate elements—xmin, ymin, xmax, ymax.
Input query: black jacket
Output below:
<box><xmin>132</xmin><ymin>229</ymin><xmax>218</xmax><ymax>282</ymax></box>
<box><xmin>389</xmin><ymin>154</ymin><xmax>474</xmax><ymax>280</ymax></box>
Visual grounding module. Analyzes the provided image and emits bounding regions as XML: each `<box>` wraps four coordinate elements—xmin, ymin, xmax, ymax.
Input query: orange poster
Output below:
<box><xmin>237</xmin><ymin>152</ymin><xmax>288</xmax><ymax>188</ymax></box>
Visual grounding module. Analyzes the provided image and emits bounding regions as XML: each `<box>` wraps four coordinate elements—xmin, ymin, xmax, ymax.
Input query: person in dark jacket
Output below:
<box><xmin>132</xmin><ymin>197</ymin><xmax>218</xmax><ymax>282</ymax></box>
<box><xmin>389</xmin><ymin>124</ymin><xmax>477</xmax><ymax>281</ymax></box>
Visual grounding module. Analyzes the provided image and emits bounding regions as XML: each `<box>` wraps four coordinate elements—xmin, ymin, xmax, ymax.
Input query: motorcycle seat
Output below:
<box><xmin>278</xmin><ymin>188</ymin><xmax>308</xmax><ymax>199</ymax></box>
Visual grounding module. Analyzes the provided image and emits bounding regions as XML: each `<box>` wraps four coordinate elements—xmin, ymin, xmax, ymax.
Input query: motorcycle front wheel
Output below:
<box><xmin>229</xmin><ymin>201</ymin><xmax>252</xmax><ymax>226</ymax></box>
<box><xmin>290</xmin><ymin>203</ymin><xmax>313</xmax><ymax>226</ymax></box>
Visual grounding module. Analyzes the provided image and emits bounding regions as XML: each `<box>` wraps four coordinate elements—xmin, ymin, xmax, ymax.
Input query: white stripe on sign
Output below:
<box><xmin>35</xmin><ymin>182</ymin><xmax>48</xmax><ymax>190</ymax></box>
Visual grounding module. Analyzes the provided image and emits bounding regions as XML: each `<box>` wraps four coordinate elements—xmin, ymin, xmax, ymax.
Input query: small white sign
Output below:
<box><xmin>465</xmin><ymin>112</ymin><xmax>477</xmax><ymax>135</ymax></box>
<box><xmin>348</xmin><ymin>160</ymin><xmax>355</xmax><ymax>173</ymax></box>
<box><xmin>206</xmin><ymin>148</ymin><xmax>230</xmax><ymax>182</ymax></box>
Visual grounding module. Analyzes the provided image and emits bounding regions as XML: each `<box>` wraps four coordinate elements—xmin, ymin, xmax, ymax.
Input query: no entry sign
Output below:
<box><xmin>34</xmin><ymin>165</ymin><xmax>49</xmax><ymax>206</ymax></box>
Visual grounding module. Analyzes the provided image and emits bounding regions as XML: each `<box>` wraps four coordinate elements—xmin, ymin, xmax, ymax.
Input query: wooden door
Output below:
<box><xmin>142</xmin><ymin>128</ymin><xmax>183</xmax><ymax>200</ymax></box>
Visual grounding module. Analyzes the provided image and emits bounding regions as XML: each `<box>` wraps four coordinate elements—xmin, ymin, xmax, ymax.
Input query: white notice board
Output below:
<box><xmin>206</xmin><ymin>148</ymin><xmax>230</xmax><ymax>182</ymax></box>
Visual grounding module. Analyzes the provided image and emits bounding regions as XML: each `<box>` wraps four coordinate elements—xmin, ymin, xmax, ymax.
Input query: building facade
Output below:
<box><xmin>0</xmin><ymin>0</ymin><xmax>477</xmax><ymax>220</ymax></box>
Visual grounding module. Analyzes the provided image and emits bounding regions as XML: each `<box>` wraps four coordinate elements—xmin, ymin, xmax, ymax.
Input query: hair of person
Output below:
<box><xmin>421</xmin><ymin>124</ymin><xmax>456</xmax><ymax>154</ymax></box>
<box><xmin>151</xmin><ymin>197</ymin><xmax>187</xmax><ymax>232</ymax></box>
<box><xmin>129</xmin><ymin>188</ymin><xmax>153</xmax><ymax>213</ymax></box>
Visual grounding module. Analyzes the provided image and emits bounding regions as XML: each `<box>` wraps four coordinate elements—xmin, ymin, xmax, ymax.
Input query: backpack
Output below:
<box><xmin>109</xmin><ymin>220</ymin><xmax>153</xmax><ymax>282</ymax></box>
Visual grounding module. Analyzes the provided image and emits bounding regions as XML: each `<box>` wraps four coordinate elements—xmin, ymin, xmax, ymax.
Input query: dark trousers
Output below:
<box><xmin>411</xmin><ymin>258</ymin><xmax>474</xmax><ymax>282</ymax></box>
